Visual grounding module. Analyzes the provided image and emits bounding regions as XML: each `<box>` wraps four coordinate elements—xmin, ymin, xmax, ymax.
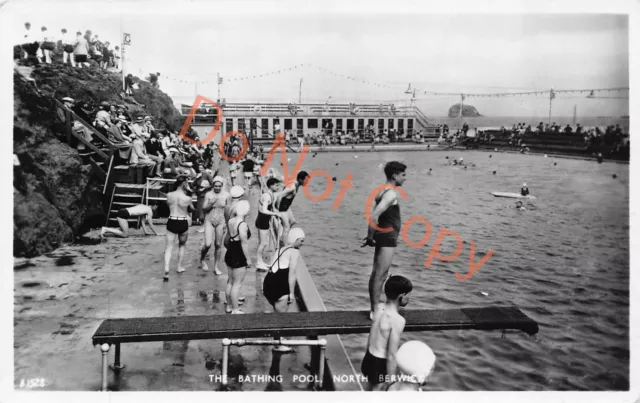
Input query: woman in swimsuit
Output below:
<box><xmin>224</xmin><ymin>200</ymin><xmax>252</xmax><ymax>314</ymax></box>
<box><xmin>200</xmin><ymin>176</ymin><xmax>229</xmax><ymax>275</ymax></box>
<box><xmin>262</xmin><ymin>227</ymin><xmax>305</xmax><ymax>352</ymax></box>
<box><xmin>255</xmin><ymin>178</ymin><xmax>283</xmax><ymax>271</ymax></box>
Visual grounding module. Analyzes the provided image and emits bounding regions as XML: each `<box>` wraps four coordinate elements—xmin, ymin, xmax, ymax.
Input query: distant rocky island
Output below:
<box><xmin>448</xmin><ymin>103</ymin><xmax>482</xmax><ymax>118</ymax></box>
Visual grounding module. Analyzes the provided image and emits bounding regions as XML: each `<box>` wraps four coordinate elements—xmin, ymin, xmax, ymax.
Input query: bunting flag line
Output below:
<box><xmin>126</xmin><ymin>57</ymin><xmax>629</xmax><ymax>101</ymax></box>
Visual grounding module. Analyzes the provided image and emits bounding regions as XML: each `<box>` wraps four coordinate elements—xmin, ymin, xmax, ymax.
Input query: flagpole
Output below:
<box><xmin>548</xmin><ymin>89</ymin><xmax>553</xmax><ymax>126</ymax></box>
<box><xmin>217</xmin><ymin>72</ymin><xmax>221</xmax><ymax>101</ymax></box>
<box><xmin>459</xmin><ymin>93</ymin><xmax>464</xmax><ymax>130</ymax></box>
<box><xmin>120</xmin><ymin>18</ymin><xmax>124</xmax><ymax>91</ymax></box>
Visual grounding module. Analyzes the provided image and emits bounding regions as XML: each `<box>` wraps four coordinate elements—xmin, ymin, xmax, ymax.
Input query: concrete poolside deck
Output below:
<box><xmin>14</xmin><ymin>221</ymin><xmax>321</xmax><ymax>391</ymax></box>
<box><xmin>13</xmin><ymin>167</ymin><xmax>327</xmax><ymax>391</ymax></box>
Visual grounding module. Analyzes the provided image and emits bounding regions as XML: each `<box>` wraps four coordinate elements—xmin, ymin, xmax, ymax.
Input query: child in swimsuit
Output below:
<box><xmin>362</xmin><ymin>275</ymin><xmax>412</xmax><ymax>390</ymax></box>
<box><xmin>262</xmin><ymin>227</ymin><xmax>305</xmax><ymax>352</ymax></box>
<box><xmin>224</xmin><ymin>200</ymin><xmax>252</xmax><ymax>314</ymax></box>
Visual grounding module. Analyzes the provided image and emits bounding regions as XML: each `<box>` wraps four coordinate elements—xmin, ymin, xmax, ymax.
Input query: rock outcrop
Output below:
<box><xmin>13</xmin><ymin>63</ymin><xmax>184</xmax><ymax>257</ymax></box>
<box><xmin>448</xmin><ymin>103</ymin><xmax>482</xmax><ymax>118</ymax></box>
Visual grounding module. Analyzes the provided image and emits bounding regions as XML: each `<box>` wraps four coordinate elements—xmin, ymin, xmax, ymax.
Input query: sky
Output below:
<box><xmin>6</xmin><ymin>2</ymin><xmax>631</xmax><ymax>117</ymax></box>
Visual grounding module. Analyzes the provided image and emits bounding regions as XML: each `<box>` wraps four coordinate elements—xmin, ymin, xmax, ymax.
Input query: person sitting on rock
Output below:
<box><xmin>108</xmin><ymin>116</ymin><xmax>132</xmax><ymax>144</ymax></box>
<box><xmin>129</xmin><ymin>133</ymin><xmax>158</xmax><ymax>177</ymax></box>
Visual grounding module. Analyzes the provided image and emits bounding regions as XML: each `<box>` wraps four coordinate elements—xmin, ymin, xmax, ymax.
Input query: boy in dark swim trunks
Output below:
<box><xmin>256</xmin><ymin>178</ymin><xmax>284</xmax><ymax>271</ymax></box>
<box><xmin>362</xmin><ymin>275</ymin><xmax>412</xmax><ymax>391</ymax></box>
<box><xmin>362</xmin><ymin>161</ymin><xmax>407</xmax><ymax>317</ymax></box>
<box><xmin>163</xmin><ymin>175</ymin><xmax>194</xmax><ymax>281</ymax></box>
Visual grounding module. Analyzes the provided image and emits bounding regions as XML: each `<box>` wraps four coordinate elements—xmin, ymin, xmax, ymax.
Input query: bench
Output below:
<box><xmin>92</xmin><ymin>306</ymin><xmax>538</xmax><ymax>390</ymax></box>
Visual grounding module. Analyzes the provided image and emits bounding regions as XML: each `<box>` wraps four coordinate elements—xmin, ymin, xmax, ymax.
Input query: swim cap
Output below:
<box><xmin>460</xmin><ymin>157</ymin><xmax>463</xmax><ymax>161</ymax></box>
<box><xmin>212</xmin><ymin>176</ymin><xmax>224</xmax><ymax>185</ymax></box>
<box><xmin>230</xmin><ymin>185</ymin><xmax>244</xmax><ymax>199</ymax></box>
<box><xmin>287</xmin><ymin>227</ymin><xmax>305</xmax><ymax>245</ymax></box>
<box><xmin>234</xmin><ymin>200</ymin><xmax>250</xmax><ymax>216</ymax></box>
<box><xmin>396</xmin><ymin>341</ymin><xmax>436</xmax><ymax>384</ymax></box>
<box><xmin>523</xmin><ymin>183</ymin><xmax>527</xmax><ymax>187</ymax></box>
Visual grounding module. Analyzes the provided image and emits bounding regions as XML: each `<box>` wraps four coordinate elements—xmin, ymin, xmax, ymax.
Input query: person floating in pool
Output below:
<box><xmin>520</xmin><ymin>183</ymin><xmax>529</xmax><ymax>196</ymax></box>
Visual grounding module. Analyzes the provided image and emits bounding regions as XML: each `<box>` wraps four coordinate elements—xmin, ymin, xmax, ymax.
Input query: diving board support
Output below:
<box><xmin>100</xmin><ymin>343</ymin><xmax>110</xmax><ymax>391</ymax></box>
<box><xmin>221</xmin><ymin>338</ymin><xmax>327</xmax><ymax>390</ymax></box>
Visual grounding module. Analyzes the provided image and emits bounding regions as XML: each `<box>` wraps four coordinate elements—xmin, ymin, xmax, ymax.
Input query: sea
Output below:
<box><xmin>428</xmin><ymin>116</ymin><xmax>629</xmax><ymax>133</ymax></box>
<box><xmin>291</xmin><ymin>149</ymin><xmax>629</xmax><ymax>391</ymax></box>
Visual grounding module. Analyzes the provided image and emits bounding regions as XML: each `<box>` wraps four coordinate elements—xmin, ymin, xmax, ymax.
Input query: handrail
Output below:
<box><xmin>54</xmin><ymin>99</ymin><xmax>116</xmax><ymax>155</ymax></box>
<box><xmin>220</xmin><ymin>338</ymin><xmax>327</xmax><ymax>390</ymax></box>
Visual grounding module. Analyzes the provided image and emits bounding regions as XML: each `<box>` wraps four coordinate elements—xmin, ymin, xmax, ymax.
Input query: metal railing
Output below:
<box><xmin>221</xmin><ymin>338</ymin><xmax>327</xmax><ymax>390</ymax></box>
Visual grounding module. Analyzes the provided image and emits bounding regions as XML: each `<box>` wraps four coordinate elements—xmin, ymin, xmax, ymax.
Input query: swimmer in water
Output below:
<box><xmin>200</xmin><ymin>176</ymin><xmax>229</xmax><ymax>275</ymax></box>
<box><xmin>384</xmin><ymin>341</ymin><xmax>436</xmax><ymax>391</ymax></box>
<box><xmin>515</xmin><ymin>201</ymin><xmax>526</xmax><ymax>211</ymax></box>
<box><xmin>520</xmin><ymin>183</ymin><xmax>529</xmax><ymax>196</ymax></box>
<box><xmin>362</xmin><ymin>275</ymin><xmax>412</xmax><ymax>391</ymax></box>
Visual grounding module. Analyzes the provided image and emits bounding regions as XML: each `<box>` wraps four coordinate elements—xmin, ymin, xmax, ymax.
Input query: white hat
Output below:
<box><xmin>396</xmin><ymin>341</ymin><xmax>436</xmax><ymax>384</ymax></box>
<box><xmin>200</xmin><ymin>180</ymin><xmax>210</xmax><ymax>189</ymax></box>
<box><xmin>62</xmin><ymin>97</ymin><xmax>75</xmax><ymax>103</ymax></box>
<box><xmin>230</xmin><ymin>185</ymin><xmax>244</xmax><ymax>199</ymax></box>
<box><xmin>235</xmin><ymin>200</ymin><xmax>250</xmax><ymax>216</ymax></box>
<box><xmin>287</xmin><ymin>227</ymin><xmax>305</xmax><ymax>245</ymax></box>
<box><xmin>212</xmin><ymin>176</ymin><xmax>224</xmax><ymax>185</ymax></box>
<box><xmin>168</xmin><ymin>147</ymin><xmax>179</xmax><ymax>154</ymax></box>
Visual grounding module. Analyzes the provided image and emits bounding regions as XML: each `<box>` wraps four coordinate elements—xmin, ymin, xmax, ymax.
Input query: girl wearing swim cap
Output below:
<box><xmin>385</xmin><ymin>341</ymin><xmax>436</xmax><ymax>391</ymax></box>
<box><xmin>263</xmin><ymin>227</ymin><xmax>305</xmax><ymax>352</ymax></box>
<box><xmin>224</xmin><ymin>199</ymin><xmax>251</xmax><ymax>314</ymax></box>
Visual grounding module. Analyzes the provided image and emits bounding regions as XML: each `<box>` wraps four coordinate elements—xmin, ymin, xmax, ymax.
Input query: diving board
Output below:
<box><xmin>92</xmin><ymin>306</ymin><xmax>538</xmax><ymax>346</ymax></box>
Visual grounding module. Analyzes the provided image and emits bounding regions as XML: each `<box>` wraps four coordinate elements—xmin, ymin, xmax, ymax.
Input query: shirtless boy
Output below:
<box><xmin>362</xmin><ymin>161</ymin><xmax>407</xmax><ymax>316</ymax></box>
<box><xmin>163</xmin><ymin>175</ymin><xmax>194</xmax><ymax>281</ymax></box>
<box><xmin>100</xmin><ymin>204</ymin><xmax>157</xmax><ymax>238</ymax></box>
<box><xmin>200</xmin><ymin>176</ymin><xmax>229</xmax><ymax>275</ymax></box>
<box><xmin>274</xmin><ymin>171</ymin><xmax>309</xmax><ymax>246</ymax></box>
<box><xmin>361</xmin><ymin>275</ymin><xmax>413</xmax><ymax>391</ymax></box>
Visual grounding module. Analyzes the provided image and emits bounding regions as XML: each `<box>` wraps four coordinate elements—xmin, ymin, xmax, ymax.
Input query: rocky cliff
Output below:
<box><xmin>448</xmin><ymin>103</ymin><xmax>482</xmax><ymax>118</ymax></box>
<box><xmin>13</xmin><ymin>64</ymin><xmax>184</xmax><ymax>257</ymax></box>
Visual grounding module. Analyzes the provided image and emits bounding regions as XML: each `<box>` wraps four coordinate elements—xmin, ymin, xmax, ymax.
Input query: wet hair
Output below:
<box><xmin>384</xmin><ymin>161</ymin><xmax>407</xmax><ymax>180</ymax></box>
<box><xmin>297</xmin><ymin>171</ymin><xmax>309</xmax><ymax>182</ymax></box>
<box><xmin>384</xmin><ymin>275</ymin><xmax>413</xmax><ymax>300</ymax></box>
<box><xmin>266</xmin><ymin>178</ymin><xmax>280</xmax><ymax>188</ymax></box>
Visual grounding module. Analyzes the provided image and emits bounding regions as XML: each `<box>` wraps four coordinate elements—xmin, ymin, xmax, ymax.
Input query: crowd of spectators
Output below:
<box><xmin>59</xmin><ymin>96</ymin><xmax>229</xmax><ymax>182</ymax></box>
<box><xmin>16</xmin><ymin>22</ymin><xmax>121</xmax><ymax>70</ymax></box>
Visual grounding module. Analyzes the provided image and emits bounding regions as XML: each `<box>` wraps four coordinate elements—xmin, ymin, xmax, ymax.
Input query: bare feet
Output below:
<box><xmin>214</xmin><ymin>265</ymin><xmax>222</xmax><ymax>275</ymax></box>
<box><xmin>201</xmin><ymin>261</ymin><xmax>209</xmax><ymax>272</ymax></box>
<box><xmin>177</xmin><ymin>267</ymin><xmax>186</xmax><ymax>273</ymax></box>
<box><xmin>231</xmin><ymin>309</ymin><xmax>245</xmax><ymax>314</ymax></box>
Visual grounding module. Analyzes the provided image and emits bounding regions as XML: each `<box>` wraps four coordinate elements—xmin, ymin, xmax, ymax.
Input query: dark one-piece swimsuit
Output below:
<box><xmin>224</xmin><ymin>221</ymin><xmax>252</xmax><ymax>269</ymax></box>
<box><xmin>372</xmin><ymin>189</ymin><xmax>402</xmax><ymax>247</ymax></box>
<box><xmin>262</xmin><ymin>247</ymin><xmax>293</xmax><ymax>306</ymax></box>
